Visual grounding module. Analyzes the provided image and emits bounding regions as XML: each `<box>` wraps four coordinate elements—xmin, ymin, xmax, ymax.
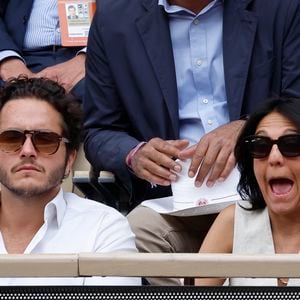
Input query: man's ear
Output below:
<box><xmin>65</xmin><ymin>149</ymin><xmax>77</xmax><ymax>178</ymax></box>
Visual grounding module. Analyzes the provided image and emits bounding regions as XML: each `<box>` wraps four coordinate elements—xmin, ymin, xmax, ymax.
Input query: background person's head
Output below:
<box><xmin>235</xmin><ymin>97</ymin><xmax>300</xmax><ymax>210</ymax></box>
<box><xmin>0</xmin><ymin>76</ymin><xmax>83</xmax><ymax>198</ymax></box>
<box><xmin>68</xmin><ymin>5</ymin><xmax>77</xmax><ymax>17</ymax></box>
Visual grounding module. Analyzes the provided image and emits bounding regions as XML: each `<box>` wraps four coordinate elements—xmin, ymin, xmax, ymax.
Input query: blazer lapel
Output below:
<box><xmin>136</xmin><ymin>0</ymin><xmax>179</xmax><ymax>137</ymax></box>
<box><xmin>223</xmin><ymin>0</ymin><xmax>258</xmax><ymax>120</ymax></box>
<box><xmin>4</xmin><ymin>0</ymin><xmax>34</xmax><ymax>49</ymax></box>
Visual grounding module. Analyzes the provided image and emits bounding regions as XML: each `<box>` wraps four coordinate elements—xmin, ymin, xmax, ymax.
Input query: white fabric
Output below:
<box><xmin>230</xmin><ymin>203</ymin><xmax>300</xmax><ymax>286</ymax></box>
<box><xmin>0</xmin><ymin>189</ymin><xmax>140</xmax><ymax>286</ymax></box>
<box><xmin>141</xmin><ymin>161</ymin><xmax>240</xmax><ymax>216</ymax></box>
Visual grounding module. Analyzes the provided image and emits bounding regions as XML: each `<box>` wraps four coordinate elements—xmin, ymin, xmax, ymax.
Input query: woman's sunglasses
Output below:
<box><xmin>0</xmin><ymin>130</ymin><xmax>70</xmax><ymax>155</ymax></box>
<box><xmin>244</xmin><ymin>134</ymin><xmax>300</xmax><ymax>159</ymax></box>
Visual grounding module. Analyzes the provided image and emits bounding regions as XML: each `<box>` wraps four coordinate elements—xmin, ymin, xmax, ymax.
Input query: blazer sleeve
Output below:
<box><xmin>83</xmin><ymin>11</ymin><xmax>140</xmax><ymax>187</ymax></box>
<box><xmin>280</xmin><ymin>0</ymin><xmax>300</xmax><ymax>97</ymax></box>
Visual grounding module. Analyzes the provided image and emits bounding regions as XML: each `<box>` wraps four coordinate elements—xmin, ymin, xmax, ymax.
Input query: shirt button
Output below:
<box><xmin>196</xmin><ymin>59</ymin><xmax>202</xmax><ymax>66</ymax></box>
<box><xmin>208</xmin><ymin>120</ymin><xmax>213</xmax><ymax>125</ymax></box>
<box><xmin>203</xmin><ymin>99</ymin><xmax>208</xmax><ymax>104</ymax></box>
<box><xmin>56</xmin><ymin>28</ymin><xmax>60</xmax><ymax>33</ymax></box>
<box><xmin>193</xmin><ymin>19</ymin><xmax>199</xmax><ymax>25</ymax></box>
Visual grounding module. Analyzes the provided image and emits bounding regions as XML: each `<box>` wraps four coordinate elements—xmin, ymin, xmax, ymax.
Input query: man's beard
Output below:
<box><xmin>0</xmin><ymin>163</ymin><xmax>67</xmax><ymax>198</ymax></box>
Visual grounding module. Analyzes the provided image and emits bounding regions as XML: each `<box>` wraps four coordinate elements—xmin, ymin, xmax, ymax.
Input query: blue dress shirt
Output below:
<box><xmin>159</xmin><ymin>0</ymin><xmax>229</xmax><ymax>145</ymax></box>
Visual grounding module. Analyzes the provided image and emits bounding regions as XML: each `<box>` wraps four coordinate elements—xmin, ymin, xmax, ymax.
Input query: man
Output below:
<box><xmin>0</xmin><ymin>76</ymin><xmax>140</xmax><ymax>285</ymax></box>
<box><xmin>0</xmin><ymin>0</ymin><xmax>85</xmax><ymax>102</ymax></box>
<box><xmin>67</xmin><ymin>5</ymin><xmax>79</xmax><ymax>19</ymax></box>
<box><xmin>83</xmin><ymin>0</ymin><xmax>300</xmax><ymax>285</ymax></box>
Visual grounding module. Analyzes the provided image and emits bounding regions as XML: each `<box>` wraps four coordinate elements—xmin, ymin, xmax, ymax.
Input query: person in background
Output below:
<box><xmin>196</xmin><ymin>97</ymin><xmax>300</xmax><ymax>286</ymax></box>
<box><xmin>83</xmin><ymin>0</ymin><xmax>300</xmax><ymax>285</ymax></box>
<box><xmin>67</xmin><ymin>5</ymin><xmax>79</xmax><ymax>20</ymax></box>
<box><xmin>0</xmin><ymin>0</ymin><xmax>85</xmax><ymax>102</ymax></box>
<box><xmin>0</xmin><ymin>76</ymin><xmax>140</xmax><ymax>286</ymax></box>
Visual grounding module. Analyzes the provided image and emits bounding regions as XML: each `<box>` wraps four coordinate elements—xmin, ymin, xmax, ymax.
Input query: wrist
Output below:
<box><xmin>0</xmin><ymin>58</ymin><xmax>28</xmax><ymax>80</ymax></box>
<box><xmin>126</xmin><ymin>142</ymin><xmax>147</xmax><ymax>169</ymax></box>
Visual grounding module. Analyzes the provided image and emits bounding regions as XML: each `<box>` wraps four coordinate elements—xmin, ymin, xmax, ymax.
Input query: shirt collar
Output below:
<box><xmin>158</xmin><ymin>0</ymin><xmax>223</xmax><ymax>15</ymax></box>
<box><xmin>44</xmin><ymin>188</ymin><xmax>67</xmax><ymax>228</ymax></box>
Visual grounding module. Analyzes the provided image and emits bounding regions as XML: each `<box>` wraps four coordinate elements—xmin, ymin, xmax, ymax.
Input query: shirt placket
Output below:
<box><xmin>190</xmin><ymin>16</ymin><xmax>217</xmax><ymax>133</ymax></box>
<box><xmin>24</xmin><ymin>221</ymin><xmax>48</xmax><ymax>254</ymax></box>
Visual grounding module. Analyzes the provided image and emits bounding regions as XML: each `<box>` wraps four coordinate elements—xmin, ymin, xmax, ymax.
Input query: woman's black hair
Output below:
<box><xmin>235</xmin><ymin>97</ymin><xmax>300</xmax><ymax>210</ymax></box>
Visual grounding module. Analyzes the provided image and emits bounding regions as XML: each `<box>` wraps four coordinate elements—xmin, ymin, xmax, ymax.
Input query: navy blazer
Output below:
<box><xmin>0</xmin><ymin>0</ymin><xmax>34</xmax><ymax>53</ymax></box>
<box><xmin>84</xmin><ymin>0</ymin><xmax>300</xmax><ymax>204</ymax></box>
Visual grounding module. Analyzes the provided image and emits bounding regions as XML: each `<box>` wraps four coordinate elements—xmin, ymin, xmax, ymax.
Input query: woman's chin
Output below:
<box><xmin>267</xmin><ymin>186</ymin><xmax>298</xmax><ymax>214</ymax></box>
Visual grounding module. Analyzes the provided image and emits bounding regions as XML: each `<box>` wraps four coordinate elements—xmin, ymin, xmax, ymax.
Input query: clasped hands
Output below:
<box><xmin>130</xmin><ymin>120</ymin><xmax>245</xmax><ymax>187</ymax></box>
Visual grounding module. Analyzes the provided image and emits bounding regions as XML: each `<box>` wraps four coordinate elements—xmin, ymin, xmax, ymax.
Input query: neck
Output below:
<box><xmin>167</xmin><ymin>0</ymin><xmax>214</xmax><ymax>13</ymax></box>
<box><xmin>0</xmin><ymin>186</ymin><xmax>59</xmax><ymax>232</ymax></box>
<box><xmin>0</xmin><ymin>186</ymin><xmax>59</xmax><ymax>253</ymax></box>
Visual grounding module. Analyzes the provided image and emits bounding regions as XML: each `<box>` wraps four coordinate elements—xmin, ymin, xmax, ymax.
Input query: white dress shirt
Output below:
<box><xmin>0</xmin><ymin>189</ymin><xmax>140</xmax><ymax>285</ymax></box>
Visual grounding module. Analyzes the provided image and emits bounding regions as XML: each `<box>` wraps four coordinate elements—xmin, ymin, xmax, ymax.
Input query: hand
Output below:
<box><xmin>179</xmin><ymin>120</ymin><xmax>245</xmax><ymax>187</ymax></box>
<box><xmin>131</xmin><ymin>138</ymin><xmax>189</xmax><ymax>186</ymax></box>
<box><xmin>0</xmin><ymin>58</ymin><xmax>33</xmax><ymax>80</ymax></box>
<box><xmin>34</xmin><ymin>53</ymin><xmax>85</xmax><ymax>92</ymax></box>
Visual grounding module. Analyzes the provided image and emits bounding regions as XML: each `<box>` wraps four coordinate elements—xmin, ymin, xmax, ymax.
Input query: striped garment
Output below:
<box><xmin>23</xmin><ymin>0</ymin><xmax>61</xmax><ymax>49</ymax></box>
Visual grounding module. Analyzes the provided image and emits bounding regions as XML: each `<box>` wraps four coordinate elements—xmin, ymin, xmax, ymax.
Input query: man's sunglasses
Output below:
<box><xmin>244</xmin><ymin>134</ymin><xmax>300</xmax><ymax>159</ymax></box>
<box><xmin>0</xmin><ymin>130</ymin><xmax>70</xmax><ymax>155</ymax></box>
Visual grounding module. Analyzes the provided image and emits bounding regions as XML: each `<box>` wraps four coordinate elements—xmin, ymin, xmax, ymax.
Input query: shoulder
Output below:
<box><xmin>249</xmin><ymin>0</ymin><xmax>299</xmax><ymax>10</ymax></box>
<box><xmin>230</xmin><ymin>0</ymin><xmax>299</xmax><ymax>24</ymax></box>
<box><xmin>234</xmin><ymin>201</ymin><xmax>268</xmax><ymax>228</ymax></box>
<box><xmin>200</xmin><ymin>204</ymin><xmax>236</xmax><ymax>254</ymax></box>
<box><xmin>211</xmin><ymin>204</ymin><xmax>235</xmax><ymax>238</ymax></box>
<box><xmin>63</xmin><ymin>192</ymin><xmax>125</xmax><ymax>219</ymax></box>
<box><xmin>98</xmin><ymin>0</ymin><xmax>140</xmax><ymax>12</ymax></box>
<box><xmin>63</xmin><ymin>192</ymin><xmax>133</xmax><ymax>238</ymax></box>
<box><xmin>63</xmin><ymin>193</ymin><xmax>137</xmax><ymax>253</ymax></box>
<box><xmin>249</xmin><ymin>0</ymin><xmax>299</xmax><ymax>21</ymax></box>
<box><xmin>212</xmin><ymin>201</ymin><xmax>266</xmax><ymax>229</ymax></box>
<box><xmin>96</xmin><ymin>0</ymin><xmax>158</xmax><ymax>21</ymax></box>
<box><xmin>216</xmin><ymin>203</ymin><xmax>235</xmax><ymax>225</ymax></box>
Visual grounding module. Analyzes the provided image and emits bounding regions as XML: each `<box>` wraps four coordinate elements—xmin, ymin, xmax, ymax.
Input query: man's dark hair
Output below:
<box><xmin>0</xmin><ymin>76</ymin><xmax>83</xmax><ymax>151</ymax></box>
<box><xmin>235</xmin><ymin>97</ymin><xmax>300</xmax><ymax>210</ymax></box>
<box><xmin>68</xmin><ymin>5</ymin><xmax>76</xmax><ymax>11</ymax></box>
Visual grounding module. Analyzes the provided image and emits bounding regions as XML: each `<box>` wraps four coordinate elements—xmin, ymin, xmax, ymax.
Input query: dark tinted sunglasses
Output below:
<box><xmin>0</xmin><ymin>130</ymin><xmax>70</xmax><ymax>155</ymax></box>
<box><xmin>244</xmin><ymin>134</ymin><xmax>300</xmax><ymax>158</ymax></box>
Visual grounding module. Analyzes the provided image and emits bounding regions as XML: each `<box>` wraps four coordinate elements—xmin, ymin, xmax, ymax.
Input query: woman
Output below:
<box><xmin>195</xmin><ymin>97</ymin><xmax>300</xmax><ymax>286</ymax></box>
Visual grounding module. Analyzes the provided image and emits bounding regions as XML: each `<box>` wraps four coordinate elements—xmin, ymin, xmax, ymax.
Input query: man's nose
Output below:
<box><xmin>19</xmin><ymin>135</ymin><xmax>37</xmax><ymax>157</ymax></box>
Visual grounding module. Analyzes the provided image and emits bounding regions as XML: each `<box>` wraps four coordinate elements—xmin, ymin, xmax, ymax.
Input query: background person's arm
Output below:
<box><xmin>34</xmin><ymin>53</ymin><xmax>86</xmax><ymax>92</ymax></box>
